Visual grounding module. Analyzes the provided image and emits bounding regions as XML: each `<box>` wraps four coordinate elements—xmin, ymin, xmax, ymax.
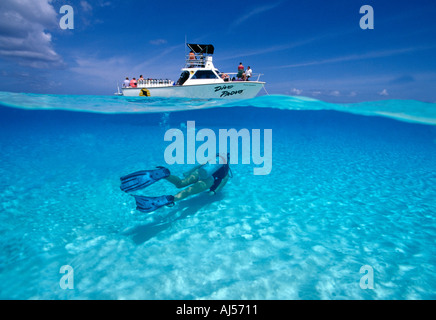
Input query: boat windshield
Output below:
<box><xmin>176</xmin><ymin>71</ymin><xmax>190</xmax><ymax>86</ymax></box>
<box><xmin>191</xmin><ymin>70</ymin><xmax>218</xmax><ymax>79</ymax></box>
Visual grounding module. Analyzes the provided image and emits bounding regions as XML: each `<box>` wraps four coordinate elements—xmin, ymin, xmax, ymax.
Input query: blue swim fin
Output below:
<box><xmin>120</xmin><ymin>166</ymin><xmax>170</xmax><ymax>193</ymax></box>
<box><xmin>133</xmin><ymin>195</ymin><xmax>175</xmax><ymax>213</ymax></box>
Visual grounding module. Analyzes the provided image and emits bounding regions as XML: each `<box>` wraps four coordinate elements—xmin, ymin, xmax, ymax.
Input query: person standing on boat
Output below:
<box><xmin>237</xmin><ymin>62</ymin><xmax>245</xmax><ymax>79</ymax></box>
<box><xmin>123</xmin><ymin>77</ymin><xmax>130</xmax><ymax>87</ymax></box>
<box><xmin>189</xmin><ymin>50</ymin><xmax>196</xmax><ymax>67</ymax></box>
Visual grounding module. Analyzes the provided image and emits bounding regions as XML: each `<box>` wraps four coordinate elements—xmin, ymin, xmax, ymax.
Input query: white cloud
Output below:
<box><xmin>379</xmin><ymin>89</ymin><xmax>389</xmax><ymax>96</ymax></box>
<box><xmin>80</xmin><ymin>1</ymin><xmax>93</xmax><ymax>12</ymax></box>
<box><xmin>149</xmin><ymin>39</ymin><xmax>168</xmax><ymax>46</ymax></box>
<box><xmin>216</xmin><ymin>35</ymin><xmax>326</xmax><ymax>64</ymax></box>
<box><xmin>290</xmin><ymin>88</ymin><xmax>303</xmax><ymax>95</ymax></box>
<box><xmin>71</xmin><ymin>56</ymin><xmax>128</xmax><ymax>79</ymax></box>
<box><xmin>277</xmin><ymin>46</ymin><xmax>434</xmax><ymax>69</ymax></box>
<box><xmin>329</xmin><ymin>90</ymin><xmax>341</xmax><ymax>97</ymax></box>
<box><xmin>0</xmin><ymin>0</ymin><xmax>64</xmax><ymax>68</ymax></box>
<box><xmin>229</xmin><ymin>2</ymin><xmax>281</xmax><ymax>30</ymax></box>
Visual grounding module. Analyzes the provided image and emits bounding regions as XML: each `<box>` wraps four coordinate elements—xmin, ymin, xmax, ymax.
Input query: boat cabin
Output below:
<box><xmin>176</xmin><ymin>44</ymin><xmax>238</xmax><ymax>86</ymax></box>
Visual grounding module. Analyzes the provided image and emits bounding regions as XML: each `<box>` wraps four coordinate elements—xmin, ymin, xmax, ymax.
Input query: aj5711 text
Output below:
<box><xmin>220</xmin><ymin>305</ymin><xmax>257</xmax><ymax>317</ymax></box>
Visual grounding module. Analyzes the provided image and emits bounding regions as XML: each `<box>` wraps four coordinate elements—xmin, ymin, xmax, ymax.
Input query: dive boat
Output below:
<box><xmin>120</xmin><ymin>44</ymin><xmax>265</xmax><ymax>99</ymax></box>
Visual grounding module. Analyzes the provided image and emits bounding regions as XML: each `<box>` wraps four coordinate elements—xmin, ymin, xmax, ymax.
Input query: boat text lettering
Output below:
<box><xmin>214</xmin><ymin>85</ymin><xmax>244</xmax><ymax>97</ymax></box>
<box><xmin>214</xmin><ymin>85</ymin><xmax>234</xmax><ymax>92</ymax></box>
<box><xmin>220</xmin><ymin>90</ymin><xmax>244</xmax><ymax>97</ymax></box>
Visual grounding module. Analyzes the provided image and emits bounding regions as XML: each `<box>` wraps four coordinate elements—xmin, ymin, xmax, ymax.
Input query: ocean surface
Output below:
<box><xmin>0</xmin><ymin>91</ymin><xmax>435</xmax><ymax>300</ymax></box>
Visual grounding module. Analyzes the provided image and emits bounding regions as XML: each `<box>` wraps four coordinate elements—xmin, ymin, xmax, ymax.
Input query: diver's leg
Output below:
<box><xmin>165</xmin><ymin>170</ymin><xmax>200</xmax><ymax>188</ymax></box>
<box><xmin>174</xmin><ymin>176</ymin><xmax>214</xmax><ymax>202</ymax></box>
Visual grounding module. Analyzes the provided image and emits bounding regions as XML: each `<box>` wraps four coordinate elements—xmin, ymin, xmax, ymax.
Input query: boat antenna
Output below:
<box><xmin>184</xmin><ymin>35</ymin><xmax>187</xmax><ymax>57</ymax></box>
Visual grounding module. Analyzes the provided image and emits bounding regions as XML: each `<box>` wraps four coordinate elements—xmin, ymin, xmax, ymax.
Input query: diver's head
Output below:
<box><xmin>216</xmin><ymin>152</ymin><xmax>230</xmax><ymax>164</ymax></box>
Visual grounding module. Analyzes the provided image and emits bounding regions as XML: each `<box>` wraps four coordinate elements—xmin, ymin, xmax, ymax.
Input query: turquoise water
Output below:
<box><xmin>0</xmin><ymin>91</ymin><xmax>435</xmax><ymax>299</ymax></box>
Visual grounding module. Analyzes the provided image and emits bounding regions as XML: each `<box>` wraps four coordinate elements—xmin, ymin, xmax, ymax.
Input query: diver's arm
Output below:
<box><xmin>212</xmin><ymin>174</ymin><xmax>229</xmax><ymax>194</ymax></box>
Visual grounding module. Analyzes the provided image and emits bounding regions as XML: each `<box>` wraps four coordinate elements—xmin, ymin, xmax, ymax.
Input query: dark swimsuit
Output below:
<box><xmin>210</xmin><ymin>164</ymin><xmax>229</xmax><ymax>192</ymax></box>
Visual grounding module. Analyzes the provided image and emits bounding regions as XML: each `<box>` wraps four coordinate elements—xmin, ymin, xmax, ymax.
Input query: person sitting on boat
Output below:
<box><xmin>138</xmin><ymin>75</ymin><xmax>145</xmax><ymax>85</ymax></box>
<box><xmin>119</xmin><ymin>153</ymin><xmax>232</xmax><ymax>213</ymax></box>
<box><xmin>237</xmin><ymin>62</ymin><xmax>245</xmax><ymax>79</ymax></box>
<box><xmin>220</xmin><ymin>73</ymin><xmax>230</xmax><ymax>82</ymax></box>
<box><xmin>130</xmin><ymin>78</ymin><xmax>137</xmax><ymax>88</ymax></box>
<box><xmin>245</xmin><ymin>66</ymin><xmax>252</xmax><ymax>81</ymax></box>
<box><xmin>123</xmin><ymin>77</ymin><xmax>130</xmax><ymax>88</ymax></box>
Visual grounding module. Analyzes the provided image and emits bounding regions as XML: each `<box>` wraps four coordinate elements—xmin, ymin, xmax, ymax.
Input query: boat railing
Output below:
<box><xmin>221</xmin><ymin>72</ymin><xmax>264</xmax><ymax>82</ymax></box>
<box><xmin>185</xmin><ymin>57</ymin><xmax>206</xmax><ymax>68</ymax></box>
<box><xmin>135</xmin><ymin>79</ymin><xmax>174</xmax><ymax>87</ymax></box>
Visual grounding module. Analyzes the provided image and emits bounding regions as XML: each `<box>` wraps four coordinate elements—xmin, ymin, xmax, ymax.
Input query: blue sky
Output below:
<box><xmin>0</xmin><ymin>0</ymin><xmax>435</xmax><ymax>102</ymax></box>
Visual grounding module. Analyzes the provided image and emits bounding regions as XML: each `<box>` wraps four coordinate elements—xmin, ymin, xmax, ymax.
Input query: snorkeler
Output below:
<box><xmin>120</xmin><ymin>153</ymin><xmax>232</xmax><ymax>213</ymax></box>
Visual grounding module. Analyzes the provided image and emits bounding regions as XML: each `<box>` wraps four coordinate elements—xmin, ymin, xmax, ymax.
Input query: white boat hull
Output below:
<box><xmin>121</xmin><ymin>82</ymin><xmax>265</xmax><ymax>99</ymax></box>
